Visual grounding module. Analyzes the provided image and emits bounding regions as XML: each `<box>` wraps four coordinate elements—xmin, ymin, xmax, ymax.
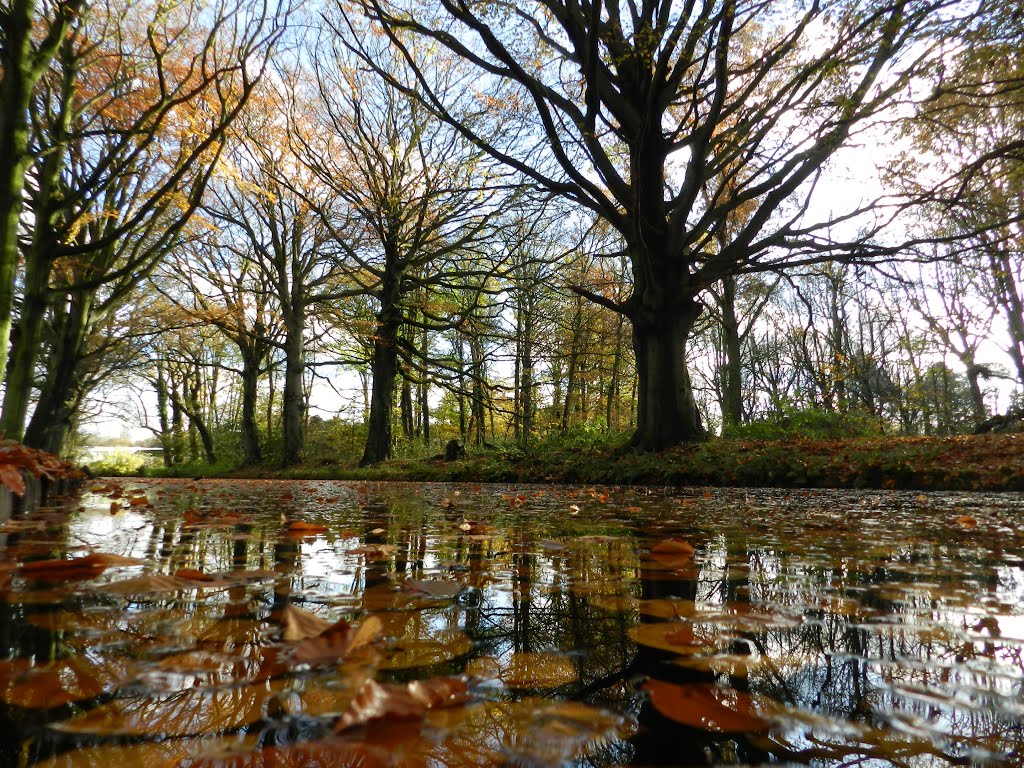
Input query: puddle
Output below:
<box><xmin>0</xmin><ymin>479</ymin><xmax>1022</xmax><ymax>766</ymax></box>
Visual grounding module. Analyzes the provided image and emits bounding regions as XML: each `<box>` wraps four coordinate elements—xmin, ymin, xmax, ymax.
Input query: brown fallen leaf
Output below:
<box><xmin>957</xmin><ymin>515</ymin><xmax>978</xmax><ymax>529</ymax></box>
<box><xmin>286</xmin><ymin>521</ymin><xmax>329</xmax><ymax>534</ymax></box>
<box><xmin>0</xmin><ymin>465</ymin><xmax>25</xmax><ymax>496</ymax></box>
<box><xmin>400</xmin><ymin>579</ymin><xmax>463</xmax><ymax>599</ymax></box>
<box><xmin>292</xmin><ymin>615</ymin><xmax>383</xmax><ymax>665</ymax></box>
<box><xmin>281</xmin><ymin>604</ymin><xmax>332</xmax><ymax>642</ymax></box>
<box><xmin>174</xmin><ymin>568</ymin><xmax>216</xmax><ymax>582</ymax></box>
<box><xmin>18</xmin><ymin>553</ymin><xmax>108</xmax><ymax>582</ymax></box>
<box><xmin>651</xmin><ymin>538</ymin><xmax>695</xmax><ymax>556</ymax></box>
<box><xmin>642</xmin><ymin>679</ymin><xmax>770</xmax><ymax>734</ymax></box>
<box><xmin>334</xmin><ymin>676</ymin><xmax>469</xmax><ymax>732</ymax></box>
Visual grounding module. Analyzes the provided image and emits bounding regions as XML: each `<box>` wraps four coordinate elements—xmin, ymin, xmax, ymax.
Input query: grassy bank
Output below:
<box><xmin>128</xmin><ymin>433</ymin><xmax>1024</xmax><ymax>492</ymax></box>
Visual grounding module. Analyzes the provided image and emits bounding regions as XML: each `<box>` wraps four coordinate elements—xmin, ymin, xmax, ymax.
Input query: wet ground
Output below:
<box><xmin>0</xmin><ymin>479</ymin><xmax>1022</xmax><ymax>767</ymax></box>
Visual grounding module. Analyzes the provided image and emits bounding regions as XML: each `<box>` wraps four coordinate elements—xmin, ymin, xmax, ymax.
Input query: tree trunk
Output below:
<box><xmin>155</xmin><ymin>364</ymin><xmax>173</xmax><ymax>467</ymax></box>
<box><xmin>361</xmin><ymin>292</ymin><xmax>402</xmax><ymax>465</ymax></box>
<box><xmin>281</xmin><ymin>311</ymin><xmax>306</xmax><ymax>465</ymax></box>
<box><xmin>720</xmin><ymin>275</ymin><xmax>744</xmax><ymax>430</ymax></box>
<box><xmin>361</xmin><ymin>334</ymin><xmax>399</xmax><ymax>465</ymax></box>
<box><xmin>239</xmin><ymin>350</ymin><xmax>262</xmax><ymax>465</ymax></box>
<box><xmin>23</xmin><ymin>290</ymin><xmax>93</xmax><ymax>454</ymax></box>
<box><xmin>400</xmin><ymin>375</ymin><xmax>414</xmax><ymax>439</ymax></box>
<box><xmin>628</xmin><ymin>298</ymin><xmax>707</xmax><ymax>450</ymax></box>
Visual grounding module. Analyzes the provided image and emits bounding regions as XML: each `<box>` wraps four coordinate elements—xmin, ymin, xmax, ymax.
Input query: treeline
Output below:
<box><xmin>1</xmin><ymin>1</ymin><xmax>1021</xmax><ymax>467</ymax></box>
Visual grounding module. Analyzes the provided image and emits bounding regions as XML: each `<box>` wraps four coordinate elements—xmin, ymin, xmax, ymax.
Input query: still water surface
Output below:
<box><xmin>1</xmin><ymin>479</ymin><xmax>1022</xmax><ymax>767</ymax></box>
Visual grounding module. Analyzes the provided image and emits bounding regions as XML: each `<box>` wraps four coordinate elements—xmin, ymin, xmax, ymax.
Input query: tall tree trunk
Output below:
<box><xmin>155</xmin><ymin>363</ymin><xmax>173</xmax><ymax>467</ymax></box>
<box><xmin>400</xmin><ymin>375</ymin><xmax>414</xmax><ymax>439</ymax></box>
<box><xmin>628</xmin><ymin>297</ymin><xmax>707</xmax><ymax>450</ymax></box>
<box><xmin>361</xmin><ymin>283</ymin><xmax>402</xmax><ymax>465</ymax></box>
<box><xmin>238</xmin><ymin>349</ymin><xmax>262</xmax><ymax>465</ymax></box>
<box><xmin>720</xmin><ymin>275</ymin><xmax>744</xmax><ymax>430</ymax></box>
<box><xmin>0</xmin><ymin>0</ymin><xmax>72</xmax><ymax>388</ymax></box>
<box><xmin>23</xmin><ymin>289</ymin><xmax>93</xmax><ymax>454</ymax></box>
<box><xmin>281</xmin><ymin>310</ymin><xmax>306</xmax><ymax>465</ymax></box>
<box><xmin>520</xmin><ymin>308</ymin><xmax>534</xmax><ymax>448</ymax></box>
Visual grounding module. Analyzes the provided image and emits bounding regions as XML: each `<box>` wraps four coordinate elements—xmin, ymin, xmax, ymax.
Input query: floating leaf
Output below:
<box><xmin>30</xmin><ymin>737</ymin><xmax>239</xmax><ymax>768</ymax></box>
<box><xmin>292</xmin><ymin>615</ymin><xmax>383</xmax><ymax>666</ymax></box>
<box><xmin>643</xmin><ymin>679</ymin><xmax>771</xmax><ymax>734</ymax></box>
<box><xmin>18</xmin><ymin>554</ymin><xmax>108</xmax><ymax>582</ymax></box>
<box><xmin>467</xmin><ymin>652</ymin><xmax>577</xmax><ymax>688</ymax></box>
<box><xmin>651</xmin><ymin>538</ymin><xmax>695</xmax><ymax>556</ymax></box>
<box><xmin>99</xmin><ymin>573</ymin><xmax>195</xmax><ymax>595</ymax></box>
<box><xmin>286</xmin><ymin>521</ymin><xmax>328</xmax><ymax>534</ymax></box>
<box><xmin>628</xmin><ymin>622</ymin><xmax>710</xmax><ymax>655</ymax></box>
<box><xmin>376</xmin><ymin>623</ymin><xmax>472</xmax><ymax>671</ymax></box>
<box><xmin>399</xmin><ymin>579</ymin><xmax>462</xmax><ymax>599</ymax></box>
<box><xmin>0</xmin><ymin>465</ymin><xmax>25</xmax><ymax>496</ymax></box>
<box><xmin>52</xmin><ymin>686</ymin><xmax>274</xmax><ymax>736</ymax></box>
<box><xmin>0</xmin><ymin>655</ymin><xmax>128</xmax><ymax>708</ymax></box>
<box><xmin>281</xmin><ymin>604</ymin><xmax>332</xmax><ymax>642</ymax></box>
<box><xmin>334</xmin><ymin>676</ymin><xmax>469</xmax><ymax>732</ymax></box>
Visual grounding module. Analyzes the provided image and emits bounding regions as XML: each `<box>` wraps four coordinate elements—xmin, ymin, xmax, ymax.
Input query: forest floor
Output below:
<box><xmin>198</xmin><ymin>433</ymin><xmax>1024</xmax><ymax>492</ymax></box>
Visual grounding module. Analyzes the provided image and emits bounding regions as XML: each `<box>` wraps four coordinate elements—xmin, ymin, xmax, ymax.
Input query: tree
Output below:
<box><xmin>0</xmin><ymin>0</ymin><xmax>285</xmax><ymax>448</ymax></box>
<box><xmin>294</xmin><ymin>25</ymin><xmax>513</xmax><ymax>464</ymax></box>
<box><xmin>356</xmin><ymin>0</ymin><xmax>961</xmax><ymax>450</ymax></box>
<box><xmin>0</xmin><ymin>0</ymin><xmax>86</xmax><ymax>387</ymax></box>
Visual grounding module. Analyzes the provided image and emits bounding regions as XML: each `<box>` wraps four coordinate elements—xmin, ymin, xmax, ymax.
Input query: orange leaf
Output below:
<box><xmin>175</xmin><ymin>568</ymin><xmax>216</xmax><ymax>582</ymax></box>
<box><xmin>643</xmin><ymin>679</ymin><xmax>770</xmax><ymax>733</ymax></box>
<box><xmin>334</xmin><ymin>677</ymin><xmax>469</xmax><ymax>732</ymax></box>
<box><xmin>286</xmin><ymin>521</ymin><xmax>328</xmax><ymax>534</ymax></box>
<box><xmin>651</xmin><ymin>538</ymin><xmax>695</xmax><ymax>556</ymax></box>
<box><xmin>292</xmin><ymin>615</ymin><xmax>383</xmax><ymax>665</ymax></box>
<box><xmin>18</xmin><ymin>553</ymin><xmax>108</xmax><ymax>582</ymax></box>
<box><xmin>0</xmin><ymin>465</ymin><xmax>25</xmax><ymax>496</ymax></box>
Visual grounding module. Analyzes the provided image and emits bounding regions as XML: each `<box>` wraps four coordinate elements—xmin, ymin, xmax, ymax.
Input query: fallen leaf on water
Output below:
<box><xmin>281</xmin><ymin>604</ymin><xmax>332</xmax><ymax>642</ymax></box>
<box><xmin>345</xmin><ymin>544</ymin><xmax>398</xmax><ymax>557</ymax></box>
<box><xmin>175</xmin><ymin>568</ymin><xmax>216</xmax><ymax>582</ymax></box>
<box><xmin>99</xmin><ymin>573</ymin><xmax>195</xmax><ymax>595</ymax></box>
<box><xmin>467</xmin><ymin>652</ymin><xmax>577</xmax><ymax>688</ymax></box>
<box><xmin>0</xmin><ymin>465</ymin><xmax>25</xmax><ymax>495</ymax></box>
<box><xmin>628</xmin><ymin>622</ymin><xmax>710</xmax><ymax>655</ymax></box>
<box><xmin>642</xmin><ymin>679</ymin><xmax>770</xmax><ymax>734</ymax></box>
<box><xmin>651</xmin><ymin>538</ymin><xmax>695</xmax><ymax>556</ymax></box>
<box><xmin>292</xmin><ymin>615</ymin><xmax>383</xmax><ymax>666</ymax></box>
<box><xmin>957</xmin><ymin>515</ymin><xmax>978</xmax><ymax>529</ymax></box>
<box><xmin>400</xmin><ymin>579</ymin><xmax>463</xmax><ymax>599</ymax></box>
<box><xmin>334</xmin><ymin>676</ymin><xmax>469</xmax><ymax>732</ymax></box>
<box><xmin>51</xmin><ymin>686</ymin><xmax>273</xmax><ymax>736</ymax></box>
<box><xmin>176</xmin><ymin>737</ymin><xmax>383</xmax><ymax>768</ymax></box>
<box><xmin>18</xmin><ymin>554</ymin><xmax>108</xmax><ymax>582</ymax></box>
<box><xmin>30</xmin><ymin>737</ymin><xmax>239</xmax><ymax>768</ymax></box>
<box><xmin>0</xmin><ymin>655</ymin><xmax>129</xmax><ymax>708</ymax></box>
<box><xmin>286</xmin><ymin>521</ymin><xmax>329</xmax><ymax>535</ymax></box>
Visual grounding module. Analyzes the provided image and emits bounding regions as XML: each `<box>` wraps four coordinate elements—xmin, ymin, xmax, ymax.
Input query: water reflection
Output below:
<box><xmin>0</xmin><ymin>480</ymin><xmax>1020</xmax><ymax>766</ymax></box>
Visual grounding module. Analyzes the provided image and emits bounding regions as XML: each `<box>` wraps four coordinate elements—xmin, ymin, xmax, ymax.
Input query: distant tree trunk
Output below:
<box><xmin>419</xmin><ymin>323</ymin><xmax>430</xmax><ymax>445</ymax></box>
<box><xmin>718</xmin><ymin>275</ymin><xmax>744</xmax><ymax>429</ymax></box>
<box><xmin>155</xmin><ymin>364</ymin><xmax>173</xmax><ymax>467</ymax></box>
<box><xmin>361</xmin><ymin>271</ymin><xmax>403</xmax><ymax>465</ymax></box>
<box><xmin>281</xmin><ymin>309</ymin><xmax>306</xmax><ymax>465</ymax></box>
<box><xmin>238</xmin><ymin>350</ymin><xmax>262</xmax><ymax>465</ymax></box>
<box><xmin>400</xmin><ymin>375</ymin><xmax>414</xmax><ymax>439</ymax></box>
<box><xmin>519</xmin><ymin>308</ymin><xmax>534</xmax><ymax>447</ymax></box>
<box><xmin>605</xmin><ymin>313</ymin><xmax>624</xmax><ymax>432</ymax></box>
<box><xmin>468</xmin><ymin>333</ymin><xmax>487</xmax><ymax>448</ymax></box>
<box><xmin>456</xmin><ymin>334</ymin><xmax>467</xmax><ymax>440</ymax></box>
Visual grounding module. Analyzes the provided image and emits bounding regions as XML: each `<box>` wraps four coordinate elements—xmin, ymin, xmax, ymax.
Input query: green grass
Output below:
<box><xmin>107</xmin><ymin>433</ymin><xmax>1024</xmax><ymax>492</ymax></box>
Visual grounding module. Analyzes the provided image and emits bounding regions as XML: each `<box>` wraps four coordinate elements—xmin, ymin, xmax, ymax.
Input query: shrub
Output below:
<box><xmin>723</xmin><ymin>406</ymin><xmax>884</xmax><ymax>441</ymax></box>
